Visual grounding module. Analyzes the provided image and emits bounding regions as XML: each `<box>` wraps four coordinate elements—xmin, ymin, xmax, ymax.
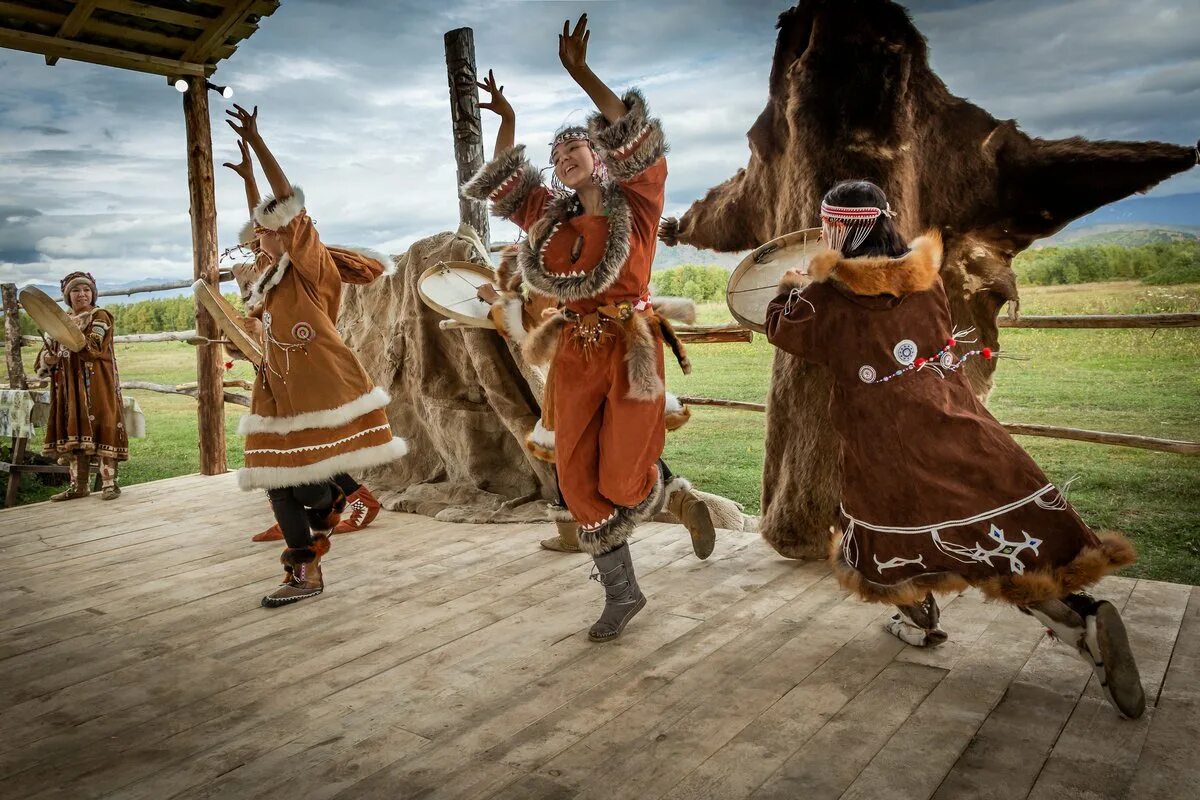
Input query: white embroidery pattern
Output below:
<box><xmin>893</xmin><ymin>339</ymin><xmax>918</xmax><ymax>365</ymax></box>
<box><xmin>245</xmin><ymin>424</ymin><xmax>391</xmax><ymax>456</ymax></box>
<box><xmin>858</xmin><ymin>365</ymin><xmax>877</xmax><ymax>384</ymax></box>
<box><xmin>874</xmin><ymin>553</ymin><xmax>926</xmax><ymax>572</ymax></box>
<box><xmin>934</xmin><ymin>525</ymin><xmax>1042</xmax><ymax>575</ymax></box>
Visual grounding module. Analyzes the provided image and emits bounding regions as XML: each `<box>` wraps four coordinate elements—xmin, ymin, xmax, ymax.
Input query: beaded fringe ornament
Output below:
<box><xmin>820</xmin><ymin>200</ymin><xmax>896</xmax><ymax>253</ymax></box>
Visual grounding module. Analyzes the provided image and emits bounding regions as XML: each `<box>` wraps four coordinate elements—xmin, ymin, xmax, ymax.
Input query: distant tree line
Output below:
<box><xmin>1013</xmin><ymin>240</ymin><xmax>1200</xmax><ymax>286</ymax></box>
<box><xmin>651</xmin><ymin>264</ymin><xmax>730</xmax><ymax>302</ymax></box>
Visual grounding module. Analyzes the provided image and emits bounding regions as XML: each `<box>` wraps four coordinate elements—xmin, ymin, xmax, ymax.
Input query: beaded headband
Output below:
<box><xmin>820</xmin><ymin>200</ymin><xmax>897</xmax><ymax>253</ymax></box>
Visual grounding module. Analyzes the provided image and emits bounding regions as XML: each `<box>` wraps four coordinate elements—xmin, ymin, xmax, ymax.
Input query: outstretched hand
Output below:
<box><xmin>222</xmin><ymin>138</ymin><xmax>255</xmax><ymax>181</ymax></box>
<box><xmin>476</xmin><ymin>69</ymin><xmax>514</xmax><ymax>120</ymax></box>
<box><xmin>225</xmin><ymin>103</ymin><xmax>259</xmax><ymax>140</ymax></box>
<box><xmin>559</xmin><ymin>13</ymin><xmax>590</xmax><ymax>73</ymax></box>
<box><xmin>658</xmin><ymin>217</ymin><xmax>681</xmax><ymax>247</ymax></box>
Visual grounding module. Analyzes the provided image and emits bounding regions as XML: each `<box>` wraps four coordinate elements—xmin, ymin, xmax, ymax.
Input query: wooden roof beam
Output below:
<box><xmin>181</xmin><ymin>0</ymin><xmax>255</xmax><ymax>64</ymax></box>
<box><xmin>0</xmin><ymin>27</ymin><xmax>208</xmax><ymax>77</ymax></box>
<box><xmin>46</xmin><ymin>0</ymin><xmax>100</xmax><ymax>66</ymax></box>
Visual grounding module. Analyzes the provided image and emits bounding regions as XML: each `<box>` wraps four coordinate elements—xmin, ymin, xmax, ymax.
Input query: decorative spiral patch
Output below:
<box><xmin>939</xmin><ymin>351</ymin><xmax>956</xmax><ymax>369</ymax></box>
<box><xmin>893</xmin><ymin>339</ymin><xmax>918</xmax><ymax>366</ymax></box>
<box><xmin>858</xmin><ymin>365</ymin><xmax>877</xmax><ymax>384</ymax></box>
<box><xmin>291</xmin><ymin>322</ymin><xmax>315</xmax><ymax>343</ymax></box>
<box><xmin>262</xmin><ymin>311</ymin><xmax>272</xmax><ymax>327</ymax></box>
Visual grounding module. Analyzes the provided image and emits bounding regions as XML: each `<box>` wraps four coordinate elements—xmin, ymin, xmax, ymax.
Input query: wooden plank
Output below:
<box><xmin>44</xmin><ymin>0</ymin><xmax>99</xmax><ymax>65</ymax></box>
<box><xmin>1026</xmin><ymin>579</ymin><xmax>1192</xmax><ymax>800</ymax></box>
<box><xmin>998</xmin><ymin>312</ymin><xmax>1200</xmax><ymax>329</ymax></box>
<box><xmin>181</xmin><ymin>75</ymin><xmax>226</xmax><ymax>475</ymax></box>
<box><xmin>180</xmin><ymin>0</ymin><xmax>255</xmax><ymax>63</ymax></box>
<box><xmin>95</xmin><ymin>0</ymin><xmax>216</xmax><ymax>29</ymax></box>
<box><xmin>0</xmin><ymin>27</ymin><xmax>208</xmax><ymax>77</ymax></box>
<box><xmin>1127</xmin><ymin>586</ymin><xmax>1200</xmax><ymax>800</ymax></box>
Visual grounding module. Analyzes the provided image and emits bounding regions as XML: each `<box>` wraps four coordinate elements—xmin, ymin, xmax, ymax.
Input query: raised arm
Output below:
<box><xmin>477</xmin><ymin>69</ymin><xmax>515</xmax><ymax>160</ymax></box>
<box><xmin>559</xmin><ymin>14</ymin><xmax>624</xmax><ymax>124</ymax></box>
<box><xmin>222</xmin><ymin>138</ymin><xmax>260</xmax><ymax>218</ymax></box>
<box><xmin>226</xmin><ymin>104</ymin><xmax>292</xmax><ymax>202</ymax></box>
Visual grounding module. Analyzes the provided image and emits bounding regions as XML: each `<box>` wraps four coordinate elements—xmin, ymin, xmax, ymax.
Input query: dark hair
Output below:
<box><xmin>822</xmin><ymin>180</ymin><xmax>908</xmax><ymax>258</ymax></box>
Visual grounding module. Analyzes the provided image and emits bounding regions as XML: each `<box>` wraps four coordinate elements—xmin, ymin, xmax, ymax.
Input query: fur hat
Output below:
<box><xmin>60</xmin><ymin>271</ymin><xmax>97</xmax><ymax>305</ymax></box>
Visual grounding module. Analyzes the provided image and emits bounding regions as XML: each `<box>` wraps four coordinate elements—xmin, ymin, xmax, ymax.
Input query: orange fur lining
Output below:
<box><xmin>808</xmin><ymin>230</ymin><xmax>943</xmax><ymax>296</ymax></box>
<box><xmin>830</xmin><ymin>530</ymin><xmax>1135</xmax><ymax>606</ymax></box>
<box><xmin>524</xmin><ymin>436</ymin><xmax>556</xmax><ymax>463</ymax></box>
<box><xmin>665</xmin><ymin>406</ymin><xmax>692</xmax><ymax>432</ymax></box>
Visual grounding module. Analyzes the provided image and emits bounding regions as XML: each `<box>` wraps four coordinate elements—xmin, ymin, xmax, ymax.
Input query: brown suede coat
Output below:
<box><xmin>765</xmin><ymin>233</ymin><xmax>1134</xmax><ymax>605</ymax></box>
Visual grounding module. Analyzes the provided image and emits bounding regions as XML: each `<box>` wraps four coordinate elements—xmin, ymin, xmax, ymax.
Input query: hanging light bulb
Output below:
<box><xmin>206</xmin><ymin>82</ymin><xmax>234</xmax><ymax>100</ymax></box>
<box><xmin>174</xmin><ymin>78</ymin><xmax>188</xmax><ymax>92</ymax></box>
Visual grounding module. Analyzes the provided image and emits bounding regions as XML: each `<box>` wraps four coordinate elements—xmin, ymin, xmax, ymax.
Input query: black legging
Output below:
<box><xmin>267</xmin><ymin>474</ymin><xmax>361</xmax><ymax>549</ymax></box>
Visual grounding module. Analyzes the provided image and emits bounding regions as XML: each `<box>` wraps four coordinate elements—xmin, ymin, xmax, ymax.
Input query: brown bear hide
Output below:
<box><xmin>667</xmin><ymin>0</ymin><xmax>1197</xmax><ymax>558</ymax></box>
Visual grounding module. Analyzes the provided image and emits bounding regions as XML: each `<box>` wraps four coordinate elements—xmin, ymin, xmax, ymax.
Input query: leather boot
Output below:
<box><xmin>333</xmin><ymin>485</ymin><xmax>381</xmax><ymax>534</ymax></box>
<box><xmin>1026</xmin><ymin>593</ymin><xmax>1145</xmax><ymax>719</ymax></box>
<box><xmin>541</xmin><ymin>520</ymin><xmax>582</xmax><ymax>553</ymax></box>
<box><xmin>887</xmin><ymin>592</ymin><xmax>948</xmax><ymax>647</ymax></box>
<box><xmin>666</xmin><ymin>480</ymin><xmax>716</xmax><ymax>560</ymax></box>
<box><xmin>262</xmin><ymin>534</ymin><xmax>330</xmax><ymax>608</ymax></box>
<box><xmin>588</xmin><ymin>542</ymin><xmax>646</xmax><ymax>642</ymax></box>
<box><xmin>51</xmin><ymin>453</ymin><xmax>90</xmax><ymax>502</ymax></box>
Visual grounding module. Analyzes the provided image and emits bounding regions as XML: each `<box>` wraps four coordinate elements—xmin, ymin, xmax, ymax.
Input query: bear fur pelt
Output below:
<box><xmin>662</xmin><ymin>0</ymin><xmax>1197</xmax><ymax>559</ymax></box>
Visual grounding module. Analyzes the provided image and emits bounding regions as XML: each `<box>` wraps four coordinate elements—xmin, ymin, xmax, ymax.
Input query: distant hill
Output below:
<box><xmin>651</xmin><ymin>243</ymin><xmax>746</xmax><ymax>272</ymax></box>
<box><xmin>1067</xmin><ymin>191</ymin><xmax>1200</xmax><ymax>229</ymax></box>
<box><xmin>1039</xmin><ymin>225</ymin><xmax>1200</xmax><ymax>249</ymax></box>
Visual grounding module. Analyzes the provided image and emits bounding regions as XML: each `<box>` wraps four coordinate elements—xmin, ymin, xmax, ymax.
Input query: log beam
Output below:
<box><xmin>444</xmin><ymin>27</ymin><xmax>489</xmax><ymax>246</ymax></box>
<box><xmin>0</xmin><ymin>28</ymin><xmax>209</xmax><ymax>77</ymax></box>
<box><xmin>998</xmin><ymin>312</ymin><xmax>1200</xmax><ymax>329</ymax></box>
<box><xmin>45</xmin><ymin>0</ymin><xmax>98</xmax><ymax>66</ymax></box>
<box><xmin>182</xmin><ymin>76</ymin><xmax>227</xmax><ymax>475</ymax></box>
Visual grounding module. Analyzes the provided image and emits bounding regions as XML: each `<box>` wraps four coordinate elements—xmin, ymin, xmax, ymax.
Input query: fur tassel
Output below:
<box><xmin>254</xmin><ymin>186</ymin><xmax>305</xmax><ymax>231</ymax></box>
<box><xmin>237</xmin><ymin>219</ymin><xmax>256</xmax><ymax>246</ymax></box>
<box><xmin>239</xmin><ymin>387</ymin><xmax>392</xmax><ymax>437</ymax></box>
<box><xmin>461</xmin><ymin>145</ymin><xmax>544</xmax><ymax>221</ymax></box>
<box><xmin>522</xmin><ymin>312</ymin><xmax>567</xmax><ymax>367</ymax></box>
<box><xmin>327</xmin><ymin>244</ymin><xmax>397</xmax><ymax>278</ymax></box>
<box><xmin>624</xmin><ymin>313</ymin><xmax>665</xmax><ymax>401</ymax></box>
<box><xmin>494</xmin><ymin>294</ymin><xmax>528</xmax><ymax>345</ymax></box>
<box><xmin>651</xmin><ymin>296</ymin><xmax>696</xmax><ymax>324</ymax></box>
<box><xmin>656</xmin><ymin>317</ymin><xmax>691</xmax><ymax>375</ymax></box>
<box><xmin>808</xmin><ymin>231</ymin><xmax>943</xmax><ymax>297</ymax></box>
<box><xmin>238</xmin><ymin>437</ymin><xmax>409</xmax><ymax>492</ymax></box>
<box><xmin>588</xmin><ymin>88</ymin><xmax>668</xmax><ymax>182</ymax></box>
<box><xmin>525</xmin><ymin>418</ymin><xmax>556</xmax><ymax>463</ymax></box>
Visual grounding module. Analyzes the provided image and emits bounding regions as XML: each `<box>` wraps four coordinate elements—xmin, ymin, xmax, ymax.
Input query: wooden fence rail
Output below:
<box><xmin>676</xmin><ymin>396</ymin><xmax>1200</xmax><ymax>456</ymax></box>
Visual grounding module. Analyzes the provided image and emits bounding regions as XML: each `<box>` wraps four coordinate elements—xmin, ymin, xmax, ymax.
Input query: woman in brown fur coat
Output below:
<box><xmin>766</xmin><ymin>180</ymin><xmax>1144</xmax><ymax>719</ymax></box>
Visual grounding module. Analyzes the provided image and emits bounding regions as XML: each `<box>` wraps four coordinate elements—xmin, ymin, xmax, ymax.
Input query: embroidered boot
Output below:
<box><xmin>541</xmin><ymin>521</ymin><xmax>582</xmax><ymax>553</ymax></box>
<box><xmin>51</xmin><ymin>453</ymin><xmax>90</xmax><ymax>502</ymax></box>
<box><xmin>261</xmin><ymin>534</ymin><xmax>330</xmax><ymax>608</ymax></box>
<box><xmin>666</xmin><ymin>479</ymin><xmax>717</xmax><ymax>560</ymax></box>
<box><xmin>1026</xmin><ymin>593</ymin><xmax>1145</xmax><ymax>719</ymax></box>
<box><xmin>333</xmin><ymin>485</ymin><xmax>381</xmax><ymax>534</ymax></box>
<box><xmin>99</xmin><ymin>458</ymin><xmax>121</xmax><ymax>500</ymax></box>
<box><xmin>587</xmin><ymin>542</ymin><xmax>646</xmax><ymax>642</ymax></box>
<box><xmin>887</xmin><ymin>592</ymin><xmax>948</xmax><ymax>647</ymax></box>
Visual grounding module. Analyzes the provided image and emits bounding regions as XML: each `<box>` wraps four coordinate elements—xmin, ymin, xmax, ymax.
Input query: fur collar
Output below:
<box><xmin>806</xmin><ymin>231</ymin><xmax>942</xmax><ymax>297</ymax></box>
<box><xmin>516</xmin><ymin>181</ymin><xmax>632</xmax><ymax>302</ymax></box>
<box><xmin>246</xmin><ymin>253</ymin><xmax>291</xmax><ymax>311</ymax></box>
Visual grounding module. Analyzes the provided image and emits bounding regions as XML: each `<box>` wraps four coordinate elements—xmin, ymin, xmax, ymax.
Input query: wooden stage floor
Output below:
<box><xmin>0</xmin><ymin>472</ymin><xmax>1197</xmax><ymax>800</ymax></box>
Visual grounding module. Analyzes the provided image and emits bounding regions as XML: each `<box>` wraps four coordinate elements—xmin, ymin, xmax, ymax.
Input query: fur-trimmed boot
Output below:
<box><xmin>1025</xmin><ymin>593</ymin><xmax>1145</xmax><ymax>719</ymax></box>
<box><xmin>333</xmin><ymin>485</ymin><xmax>381</xmax><ymax>534</ymax></box>
<box><xmin>541</xmin><ymin>520</ymin><xmax>582</xmax><ymax>553</ymax></box>
<box><xmin>666</xmin><ymin>478</ymin><xmax>717</xmax><ymax>560</ymax></box>
<box><xmin>261</xmin><ymin>533</ymin><xmax>331</xmax><ymax>608</ymax></box>
<box><xmin>887</xmin><ymin>592</ymin><xmax>948</xmax><ymax>647</ymax></box>
<box><xmin>587</xmin><ymin>541</ymin><xmax>646</xmax><ymax>642</ymax></box>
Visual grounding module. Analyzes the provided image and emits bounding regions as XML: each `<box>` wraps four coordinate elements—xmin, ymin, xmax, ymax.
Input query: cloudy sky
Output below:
<box><xmin>1</xmin><ymin>0</ymin><xmax>1197</xmax><ymax>287</ymax></box>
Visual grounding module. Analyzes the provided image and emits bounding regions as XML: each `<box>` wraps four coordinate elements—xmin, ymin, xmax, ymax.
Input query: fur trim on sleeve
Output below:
<box><xmin>327</xmin><ymin>245</ymin><xmax>397</xmax><ymax>280</ymax></box>
<box><xmin>650</xmin><ymin>296</ymin><xmax>696</xmax><ymax>324</ymax></box>
<box><xmin>238</xmin><ymin>219</ymin><xmax>256</xmax><ymax>246</ymax></box>
<box><xmin>588</xmin><ymin>88</ymin><xmax>668</xmax><ymax>182</ymax></box>
<box><xmin>254</xmin><ymin>186</ymin><xmax>306</xmax><ymax>230</ymax></box>
<box><xmin>461</xmin><ymin>145</ymin><xmax>544</xmax><ymax>220</ymax></box>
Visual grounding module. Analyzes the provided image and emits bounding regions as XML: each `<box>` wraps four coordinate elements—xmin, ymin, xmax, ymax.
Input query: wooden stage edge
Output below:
<box><xmin>0</xmin><ymin>472</ymin><xmax>1197</xmax><ymax>800</ymax></box>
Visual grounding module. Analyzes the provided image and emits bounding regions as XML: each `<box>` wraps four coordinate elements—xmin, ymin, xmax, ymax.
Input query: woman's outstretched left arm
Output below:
<box><xmin>560</xmin><ymin>14</ymin><xmax>625</xmax><ymax>124</ymax></box>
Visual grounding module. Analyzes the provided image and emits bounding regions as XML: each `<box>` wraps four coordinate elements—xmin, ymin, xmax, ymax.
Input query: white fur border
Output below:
<box><xmin>238</xmin><ymin>387</ymin><xmax>391</xmax><ymax>436</ymax></box>
<box><xmin>237</xmin><ymin>436</ymin><xmax>409</xmax><ymax>491</ymax></box>
<box><xmin>497</xmin><ymin>295</ymin><xmax>527</xmax><ymax>344</ymax></box>
<box><xmin>529</xmin><ymin>418</ymin><xmax>555</xmax><ymax>449</ymax></box>
<box><xmin>246</xmin><ymin>253</ymin><xmax>290</xmax><ymax>310</ymax></box>
<box><xmin>664</xmin><ymin>392</ymin><xmax>683</xmax><ymax>415</ymax></box>
<box><xmin>665</xmin><ymin>476</ymin><xmax>691</xmax><ymax>499</ymax></box>
<box><xmin>254</xmin><ymin>185</ymin><xmax>305</xmax><ymax>230</ymax></box>
<box><xmin>328</xmin><ymin>244</ymin><xmax>397</xmax><ymax>277</ymax></box>
<box><xmin>238</xmin><ymin>219</ymin><xmax>256</xmax><ymax>246</ymax></box>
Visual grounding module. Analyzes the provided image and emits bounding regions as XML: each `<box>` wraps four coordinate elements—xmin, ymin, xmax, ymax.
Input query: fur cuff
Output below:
<box><xmin>777</xmin><ymin>270</ymin><xmax>808</xmax><ymax>293</ymax></box>
<box><xmin>624</xmin><ymin>313</ymin><xmax>665</xmax><ymax>401</ymax></box>
<box><xmin>522</xmin><ymin>311</ymin><xmax>567</xmax><ymax>367</ymax></box>
<box><xmin>238</xmin><ymin>219</ymin><xmax>256</xmax><ymax>246</ymax></box>
<box><xmin>281</xmin><ymin>534</ymin><xmax>329</xmax><ymax>565</ymax></box>
<box><xmin>588</xmin><ymin>88</ymin><xmax>667</xmax><ymax>182</ymax></box>
<box><xmin>578</xmin><ymin>512</ymin><xmax>637</xmax><ymax>556</ymax></box>
<box><xmin>461</xmin><ymin>145</ymin><xmax>543</xmax><ymax>220</ymax></box>
<box><xmin>254</xmin><ymin>186</ymin><xmax>305</xmax><ymax>231</ymax></box>
<box><xmin>525</xmin><ymin>418</ymin><xmax>556</xmax><ymax>463</ymax></box>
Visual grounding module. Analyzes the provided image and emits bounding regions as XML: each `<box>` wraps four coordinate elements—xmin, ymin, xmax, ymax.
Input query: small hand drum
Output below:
<box><xmin>192</xmin><ymin>280</ymin><xmax>264</xmax><ymax>367</ymax></box>
<box><xmin>417</xmin><ymin>261</ymin><xmax>498</xmax><ymax>329</ymax></box>
<box><xmin>18</xmin><ymin>286</ymin><xmax>86</xmax><ymax>352</ymax></box>
<box><xmin>726</xmin><ymin>228</ymin><xmax>824</xmax><ymax>333</ymax></box>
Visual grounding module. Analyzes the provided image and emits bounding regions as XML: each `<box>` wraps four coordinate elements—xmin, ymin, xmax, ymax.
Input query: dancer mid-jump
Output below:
<box><xmin>464</xmin><ymin>14</ymin><xmax>711</xmax><ymax>641</ymax></box>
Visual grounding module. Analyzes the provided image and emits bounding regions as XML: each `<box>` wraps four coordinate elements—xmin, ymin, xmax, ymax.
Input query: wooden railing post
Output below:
<box><xmin>182</xmin><ymin>75</ymin><xmax>226</xmax><ymax>475</ymax></box>
<box><xmin>444</xmin><ymin>27</ymin><xmax>489</xmax><ymax>247</ymax></box>
<box><xmin>2</xmin><ymin>283</ymin><xmax>27</xmax><ymax>390</ymax></box>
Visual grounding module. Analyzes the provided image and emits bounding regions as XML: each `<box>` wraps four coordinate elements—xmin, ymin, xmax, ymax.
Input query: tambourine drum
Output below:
<box><xmin>417</xmin><ymin>261</ymin><xmax>498</xmax><ymax>329</ymax></box>
<box><xmin>17</xmin><ymin>286</ymin><xmax>86</xmax><ymax>352</ymax></box>
<box><xmin>726</xmin><ymin>228</ymin><xmax>824</xmax><ymax>333</ymax></box>
<box><xmin>192</xmin><ymin>280</ymin><xmax>264</xmax><ymax>367</ymax></box>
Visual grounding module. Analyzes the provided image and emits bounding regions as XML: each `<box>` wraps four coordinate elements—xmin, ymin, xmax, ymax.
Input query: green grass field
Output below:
<box><xmin>10</xmin><ymin>281</ymin><xmax>1200</xmax><ymax>583</ymax></box>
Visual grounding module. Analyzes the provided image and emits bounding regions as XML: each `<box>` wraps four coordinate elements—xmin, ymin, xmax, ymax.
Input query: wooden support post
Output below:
<box><xmin>182</xmin><ymin>76</ymin><xmax>227</xmax><ymax>475</ymax></box>
<box><xmin>2</xmin><ymin>283</ymin><xmax>27</xmax><ymax>390</ymax></box>
<box><xmin>444</xmin><ymin>27</ymin><xmax>489</xmax><ymax>246</ymax></box>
